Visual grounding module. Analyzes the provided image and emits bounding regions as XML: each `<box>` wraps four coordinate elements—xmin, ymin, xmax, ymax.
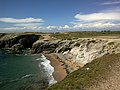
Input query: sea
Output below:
<box><xmin>0</xmin><ymin>49</ymin><xmax>57</xmax><ymax>90</ymax></box>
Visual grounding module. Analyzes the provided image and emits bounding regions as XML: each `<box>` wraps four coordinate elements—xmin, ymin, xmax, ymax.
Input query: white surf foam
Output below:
<box><xmin>36</xmin><ymin>58</ymin><xmax>41</xmax><ymax>61</ymax></box>
<box><xmin>9</xmin><ymin>74</ymin><xmax>33</xmax><ymax>83</ymax></box>
<box><xmin>21</xmin><ymin>74</ymin><xmax>33</xmax><ymax>79</ymax></box>
<box><xmin>36</xmin><ymin>54</ymin><xmax>46</xmax><ymax>61</ymax></box>
<box><xmin>40</xmin><ymin>54</ymin><xmax>57</xmax><ymax>85</ymax></box>
<box><xmin>10</xmin><ymin>78</ymin><xmax>19</xmax><ymax>82</ymax></box>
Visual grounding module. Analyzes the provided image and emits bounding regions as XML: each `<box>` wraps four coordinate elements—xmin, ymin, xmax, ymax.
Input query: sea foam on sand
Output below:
<box><xmin>38</xmin><ymin>54</ymin><xmax>57</xmax><ymax>85</ymax></box>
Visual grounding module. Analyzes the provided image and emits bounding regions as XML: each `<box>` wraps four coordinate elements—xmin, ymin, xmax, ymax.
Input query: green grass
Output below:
<box><xmin>50</xmin><ymin>31</ymin><xmax>120</xmax><ymax>40</ymax></box>
<box><xmin>47</xmin><ymin>53</ymin><xmax>120</xmax><ymax>90</ymax></box>
<box><xmin>108</xmin><ymin>42</ymin><xmax>115</xmax><ymax>45</ymax></box>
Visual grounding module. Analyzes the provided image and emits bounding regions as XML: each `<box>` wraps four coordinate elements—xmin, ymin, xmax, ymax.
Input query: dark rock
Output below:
<box><xmin>0</xmin><ymin>41</ymin><xmax>5</xmax><ymax>48</ymax></box>
<box><xmin>56</xmin><ymin>40</ymin><xmax>72</xmax><ymax>53</ymax></box>
<box><xmin>18</xmin><ymin>35</ymin><xmax>39</xmax><ymax>48</ymax></box>
<box><xmin>0</xmin><ymin>33</ymin><xmax>5</xmax><ymax>38</ymax></box>
<box><xmin>32</xmin><ymin>41</ymin><xmax>58</xmax><ymax>54</ymax></box>
<box><xmin>0</xmin><ymin>34</ymin><xmax>40</xmax><ymax>54</ymax></box>
<box><xmin>11</xmin><ymin>44</ymin><xmax>23</xmax><ymax>54</ymax></box>
<box><xmin>31</xmin><ymin>40</ymin><xmax>74</xmax><ymax>54</ymax></box>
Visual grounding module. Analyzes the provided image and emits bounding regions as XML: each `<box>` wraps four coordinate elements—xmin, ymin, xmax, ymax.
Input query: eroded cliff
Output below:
<box><xmin>0</xmin><ymin>33</ymin><xmax>120</xmax><ymax>73</ymax></box>
<box><xmin>32</xmin><ymin>38</ymin><xmax>120</xmax><ymax>72</ymax></box>
<box><xmin>0</xmin><ymin>33</ymin><xmax>40</xmax><ymax>53</ymax></box>
<box><xmin>1</xmin><ymin>33</ymin><xmax>120</xmax><ymax>90</ymax></box>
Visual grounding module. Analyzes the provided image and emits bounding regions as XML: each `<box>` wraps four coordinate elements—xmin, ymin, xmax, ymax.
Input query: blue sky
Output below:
<box><xmin>0</xmin><ymin>0</ymin><xmax>120</xmax><ymax>32</ymax></box>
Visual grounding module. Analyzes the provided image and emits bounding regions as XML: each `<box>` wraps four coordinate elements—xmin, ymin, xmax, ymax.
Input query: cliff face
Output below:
<box><xmin>1</xmin><ymin>33</ymin><xmax>120</xmax><ymax>89</ymax></box>
<box><xmin>31</xmin><ymin>40</ymin><xmax>72</xmax><ymax>54</ymax></box>
<box><xmin>32</xmin><ymin>38</ymin><xmax>120</xmax><ymax>72</ymax></box>
<box><xmin>0</xmin><ymin>33</ymin><xmax>40</xmax><ymax>53</ymax></box>
<box><xmin>0</xmin><ymin>33</ymin><xmax>120</xmax><ymax>72</ymax></box>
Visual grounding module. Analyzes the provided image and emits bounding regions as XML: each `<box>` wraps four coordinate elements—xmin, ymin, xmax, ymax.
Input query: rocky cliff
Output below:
<box><xmin>0</xmin><ymin>33</ymin><xmax>120</xmax><ymax>73</ymax></box>
<box><xmin>0</xmin><ymin>33</ymin><xmax>40</xmax><ymax>53</ymax></box>
<box><xmin>32</xmin><ymin>38</ymin><xmax>120</xmax><ymax>72</ymax></box>
<box><xmin>1</xmin><ymin>33</ymin><xmax>120</xmax><ymax>89</ymax></box>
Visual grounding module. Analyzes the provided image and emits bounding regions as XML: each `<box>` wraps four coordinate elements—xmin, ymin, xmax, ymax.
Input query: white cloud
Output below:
<box><xmin>75</xmin><ymin>12</ymin><xmax>120</xmax><ymax>22</ymax></box>
<box><xmin>0</xmin><ymin>22</ymin><xmax>120</xmax><ymax>31</ymax></box>
<box><xmin>0</xmin><ymin>17</ymin><xmax>44</xmax><ymax>23</ymax></box>
<box><xmin>0</xmin><ymin>8</ymin><xmax>120</xmax><ymax>32</ymax></box>
<box><xmin>46</xmin><ymin>26</ymin><xmax>57</xmax><ymax>30</ymax></box>
<box><xmin>73</xmin><ymin>22</ymin><xmax>120</xmax><ymax>29</ymax></box>
<box><xmin>0</xmin><ymin>17</ymin><xmax>46</xmax><ymax>31</ymax></box>
<box><xmin>0</xmin><ymin>27</ymin><xmax>25</xmax><ymax>30</ymax></box>
<box><xmin>14</xmin><ymin>23</ymin><xmax>42</xmax><ymax>30</ymax></box>
<box><xmin>0</xmin><ymin>25</ymin><xmax>72</xmax><ymax>31</ymax></box>
<box><xmin>72</xmin><ymin>7</ymin><xmax>120</xmax><ymax>30</ymax></box>
<box><xmin>63</xmin><ymin>25</ymin><xmax>71</xmax><ymax>29</ymax></box>
<box><xmin>45</xmin><ymin>25</ymin><xmax>71</xmax><ymax>30</ymax></box>
<box><xmin>100</xmin><ymin>1</ymin><xmax>120</xmax><ymax>5</ymax></box>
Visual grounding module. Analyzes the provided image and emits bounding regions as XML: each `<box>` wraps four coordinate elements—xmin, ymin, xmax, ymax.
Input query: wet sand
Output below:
<box><xmin>44</xmin><ymin>53</ymin><xmax>67</xmax><ymax>82</ymax></box>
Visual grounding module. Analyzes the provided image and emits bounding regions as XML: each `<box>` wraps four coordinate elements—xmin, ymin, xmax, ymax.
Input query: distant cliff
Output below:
<box><xmin>0</xmin><ymin>33</ymin><xmax>40</xmax><ymax>53</ymax></box>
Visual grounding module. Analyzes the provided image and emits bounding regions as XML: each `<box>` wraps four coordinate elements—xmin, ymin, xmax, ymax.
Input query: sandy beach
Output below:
<box><xmin>44</xmin><ymin>53</ymin><xmax>67</xmax><ymax>82</ymax></box>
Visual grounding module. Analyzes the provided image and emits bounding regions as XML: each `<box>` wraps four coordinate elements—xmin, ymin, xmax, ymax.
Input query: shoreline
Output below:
<box><xmin>44</xmin><ymin>53</ymin><xmax>67</xmax><ymax>82</ymax></box>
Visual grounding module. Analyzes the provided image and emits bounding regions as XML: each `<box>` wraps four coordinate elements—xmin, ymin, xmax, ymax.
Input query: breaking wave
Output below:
<box><xmin>38</xmin><ymin>54</ymin><xmax>57</xmax><ymax>85</ymax></box>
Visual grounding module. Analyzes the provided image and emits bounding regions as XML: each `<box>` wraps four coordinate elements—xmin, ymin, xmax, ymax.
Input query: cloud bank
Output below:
<box><xmin>0</xmin><ymin>18</ymin><xmax>44</xmax><ymax>23</ymax></box>
<box><xmin>0</xmin><ymin>8</ymin><xmax>120</xmax><ymax>32</ymax></box>
<box><xmin>74</xmin><ymin>12</ymin><xmax>120</xmax><ymax>22</ymax></box>
<box><xmin>72</xmin><ymin>7</ymin><xmax>120</xmax><ymax>30</ymax></box>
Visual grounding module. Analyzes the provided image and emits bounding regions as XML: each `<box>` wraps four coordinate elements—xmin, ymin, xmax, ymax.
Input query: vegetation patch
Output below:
<box><xmin>108</xmin><ymin>42</ymin><xmax>115</xmax><ymax>45</ymax></box>
<box><xmin>50</xmin><ymin>31</ymin><xmax>120</xmax><ymax>40</ymax></box>
<box><xmin>47</xmin><ymin>53</ymin><xmax>120</xmax><ymax>90</ymax></box>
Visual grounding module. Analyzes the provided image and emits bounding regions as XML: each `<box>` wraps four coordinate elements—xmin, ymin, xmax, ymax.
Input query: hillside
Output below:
<box><xmin>47</xmin><ymin>53</ymin><xmax>120</xmax><ymax>90</ymax></box>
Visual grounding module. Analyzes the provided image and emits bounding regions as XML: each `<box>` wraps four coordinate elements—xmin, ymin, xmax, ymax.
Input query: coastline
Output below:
<box><xmin>44</xmin><ymin>53</ymin><xmax>67</xmax><ymax>82</ymax></box>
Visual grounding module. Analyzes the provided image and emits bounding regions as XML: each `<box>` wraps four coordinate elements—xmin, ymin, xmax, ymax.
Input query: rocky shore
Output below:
<box><xmin>1</xmin><ymin>32</ymin><xmax>120</xmax><ymax>90</ymax></box>
<box><xmin>32</xmin><ymin>38</ymin><xmax>120</xmax><ymax>73</ymax></box>
<box><xmin>0</xmin><ymin>33</ymin><xmax>40</xmax><ymax>53</ymax></box>
<box><xmin>0</xmin><ymin>33</ymin><xmax>120</xmax><ymax>74</ymax></box>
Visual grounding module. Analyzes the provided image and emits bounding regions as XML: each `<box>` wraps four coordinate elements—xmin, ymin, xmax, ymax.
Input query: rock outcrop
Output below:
<box><xmin>32</xmin><ymin>38</ymin><xmax>120</xmax><ymax>72</ymax></box>
<box><xmin>1</xmin><ymin>33</ymin><xmax>120</xmax><ymax>73</ymax></box>
<box><xmin>0</xmin><ymin>33</ymin><xmax>40</xmax><ymax>53</ymax></box>
<box><xmin>31</xmin><ymin>40</ymin><xmax>73</xmax><ymax>54</ymax></box>
<box><xmin>1</xmin><ymin>33</ymin><xmax>120</xmax><ymax>90</ymax></box>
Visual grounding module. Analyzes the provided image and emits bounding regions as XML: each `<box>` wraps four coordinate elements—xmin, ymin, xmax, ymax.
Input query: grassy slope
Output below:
<box><xmin>47</xmin><ymin>53</ymin><xmax>120</xmax><ymax>90</ymax></box>
<box><xmin>50</xmin><ymin>31</ymin><xmax>120</xmax><ymax>40</ymax></box>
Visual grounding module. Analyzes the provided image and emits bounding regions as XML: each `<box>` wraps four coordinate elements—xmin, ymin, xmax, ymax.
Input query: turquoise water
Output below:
<box><xmin>0</xmin><ymin>49</ymin><xmax>50</xmax><ymax>90</ymax></box>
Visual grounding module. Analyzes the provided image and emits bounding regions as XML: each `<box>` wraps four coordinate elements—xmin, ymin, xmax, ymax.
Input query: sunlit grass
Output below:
<box><xmin>47</xmin><ymin>53</ymin><xmax>120</xmax><ymax>90</ymax></box>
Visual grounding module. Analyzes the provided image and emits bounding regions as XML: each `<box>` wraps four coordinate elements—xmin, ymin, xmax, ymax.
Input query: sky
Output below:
<box><xmin>0</xmin><ymin>0</ymin><xmax>120</xmax><ymax>32</ymax></box>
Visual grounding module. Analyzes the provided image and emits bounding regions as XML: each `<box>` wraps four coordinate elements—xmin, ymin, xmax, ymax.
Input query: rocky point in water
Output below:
<box><xmin>0</xmin><ymin>33</ymin><xmax>40</xmax><ymax>54</ymax></box>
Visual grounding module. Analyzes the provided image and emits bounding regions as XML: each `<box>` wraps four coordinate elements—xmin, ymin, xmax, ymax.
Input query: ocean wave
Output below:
<box><xmin>40</xmin><ymin>54</ymin><xmax>57</xmax><ymax>85</ymax></box>
<box><xmin>36</xmin><ymin>58</ymin><xmax>41</xmax><ymax>61</ymax></box>
<box><xmin>25</xmin><ymin>54</ymin><xmax>28</xmax><ymax>56</ymax></box>
<box><xmin>36</xmin><ymin>54</ymin><xmax>46</xmax><ymax>61</ymax></box>
<box><xmin>10</xmin><ymin>78</ymin><xmax>19</xmax><ymax>82</ymax></box>
<box><xmin>0</xmin><ymin>78</ymin><xmax>20</xmax><ymax>85</ymax></box>
<box><xmin>2</xmin><ymin>74</ymin><xmax>33</xmax><ymax>84</ymax></box>
<box><xmin>21</xmin><ymin>74</ymin><xmax>33</xmax><ymax>79</ymax></box>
